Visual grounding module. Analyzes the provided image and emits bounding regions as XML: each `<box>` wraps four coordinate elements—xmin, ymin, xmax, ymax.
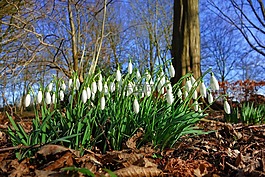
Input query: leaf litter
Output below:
<box><xmin>0</xmin><ymin>112</ymin><xmax>265</xmax><ymax>177</ymax></box>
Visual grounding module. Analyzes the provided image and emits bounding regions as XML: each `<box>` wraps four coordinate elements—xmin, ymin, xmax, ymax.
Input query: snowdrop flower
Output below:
<box><xmin>104</xmin><ymin>82</ymin><xmax>108</xmax><ymax>95</ymax></box>
<box><xmin>224</xmin><ymin>99</ymin><xmax>231</xmax><ymax>114</ymax></box>
<box><xmin>207</xmin><ymin>92</ymin><xmax>213</xmax><ymax>104</ymax></box>
<box><xmin>86</xmin><ymin>87</ymin><xmax>91</xmax><ymax>100</ymax></box>
<box><xmin>200</xmin><ymin>81</ymin><xmax>207</xmax><ymax>98</ymax></box>
<box><xmin>61</xmin><ymin>81</ymin><xmax>66</xmax><ymax>91</ymax></box>
<box><xmin>210</xmin><ymin>73</ymin><xmax>219</xmax><ymax>91</ymax></box>
<box><xmin>169</xmin><ymin>63</ymin><xmax>175</xmax><ymax>78</ymax></box>
<box><xmin>91</xmin><ymin>81</ymin><xmax>97</xmax><ymax>94</ymax></box>
<box><xmin>45</xmin><ymin>92</ymin><xmax>51</xmax><ymax>105</ymax></box>
<box><xmin>91</xmin><ymin>92</ymin><xmax>96</xmax><ymax>101</ymax></box>
<box><xmin>24</xmin><ymin>93</ymin><xmax>31</xmax><ymax>107</ymax></box>
<box><xmin>37</xmin><ymin>90</ymin><xmax>42</xmax><ymax>104</ymax></box>
<box><xmin>191</xmin><ymin>76</ymin><xmax>196</xmax><ymax>86</ymax></box>
<box><xmin>184</xmin><ymin>90</ymin><xmax>188</xmax><ymax>99</ymax></box>
<box><xmin>68</xmin><ymin>78</ymin><xmax>73</xmax><ymax>89</ymax></box>
<box><xmin>98</xmin><ymin>73</ymin><xmax>103</xmax><ymax>81</ymax></box>
<box><xmin>133</xmin><ymin>97</ymin><xmax>140</xmax><ymax>114</ymax></box>
<box><xmin>109</xmin><ymin>81</ymin><xmax>115</xmax><ymax>93</ymax></box>
<box><xmin>145</xmin><ymin>70</ymin><xmax>152</xmax><ymax>81</ymax></box>
<box><xmin>75</xmin><ymin>78</ymin><xmax>80</xmax><ymax>90</ymax></box>
<box><xmin>136</xmin><ymin>69</ymin><xmax>141</xmax><ymax>80</ymax></box>
<box><xmin>126</xmin><ymin>82</ymin><xmax>134</xmax><ymax>96</ymax></box>
<box><xmin>166</xmin><ymin>80</ymin><xmax>173</xmax><ymax>93</ymax></box>
<box><xmin>128</xmin><ymin>60</ymin><xmax>133</xmax><ymax>74</ymax></box>
<box><xmin>52</xmin><ymin>92</ymin><xmax>56</xmax><ymax>104</ymax></box>
<box><xmin>48</xmin><ymin>82</ymin><xmax>53</xmax><ymax>92</ymax></box>
<box><xmin>100</xmin><ymin>96</ymin><xmax>105</xmax><ymax>110</ymax></box>
<box><xmin>97</xmin><ymin>79</ymin><xmax>103</xmax><ymax>92</ymax></box>
<box><xmin>144</xmin><ymin>82</ymin><xmax>152</xmax><ymax>97</ymax></box>
<box><xmin>166</xmin><ymin>91</ymin><xmax>174</xmax><ymax>105</ymax></box>
<box><xmin>59</xmin><ymin>90</ymin><xmax>64</xmax><ymax>101</ymax></box>
<box><xmin>177</xmin><ymin>89</ymin><xmax>182</xmax><ymax>98</ymax></box>
<box><xmin>158</xmin><ymin>72</ymin><xmax>166</xmax><ymax>94</ymax></box>
<box><xmin>81</xmin><ymin>88</ymin><xmax>88</xmax><ymax>104</ymax></box>
<box><xmin>116</xmin><ymin>67</ymin><xmax>122</xmax><ymax>82</ymax></box>
<box><xmin>185</xmin><ymin>79</ymin><xmax>192</xmax><ymax>92</ymax></box>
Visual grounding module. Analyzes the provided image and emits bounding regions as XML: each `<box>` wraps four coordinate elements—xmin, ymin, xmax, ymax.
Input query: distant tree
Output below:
<box><xmin>171</xmin><ymin>0</ymin><xmax>201</xmax><ymax>85</ymax></box>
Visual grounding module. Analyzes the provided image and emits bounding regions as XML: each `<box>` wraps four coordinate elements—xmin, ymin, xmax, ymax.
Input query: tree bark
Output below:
<box><xmin>171</xmin><ymin>0</ymin><xmax>201</xmax><ymax>85</ymax></box>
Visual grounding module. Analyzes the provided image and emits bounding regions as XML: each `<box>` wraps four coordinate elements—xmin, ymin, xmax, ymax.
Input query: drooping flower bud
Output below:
<box><xmin>128</xmin><ymin>60</ymin><xmax>133</xmax><ymax>75</ymax></box>
<box><xmin>75</xmin><ymin>78</ymin><xmax>80</xmax><ymax>90</ymax></box>
<box><xmin>52</xmin><ymin>92</ymin><xmax>56</xmax><ymax>104</ymax></box>
<box><xmin>194</xmin><ymin>100</ymin><xmax>199</xmax><ymax>111</ymax></box>
<box><xmin>224</xmin><ymin>99</ymin><xmax>231</xmax><ymax>114</ymax></box>
<box><xmin>169</xmin><ymin>63</ymin><xmax>175</xmax><ymax>78</ymax></box>
<box><xmin>210</xmin><ymin>73</ymin><xmax>219</xmax><ymax>91</ymax></box>
<box><xmin>104</xmin><ymin>82</ymin><xmax>108</xmax><ymax>95</ymax></box>
<box><xmin>144</xmin><ymin>82</ymin><xmax>152</xmax><ymax>97</ymax></box>
<box><xmin>37</xmin><ymin>90</ymin><xmax>42</xmax><ymax>104</ymax></box>
<box><xmin>61</xmin><ymin>81</ymin><xmax>66</xmax><ymax>91</ymax></box>
<box><xmin>193</xmin><ymin>90</ymin><xmax>198</xmax><ymax>99</ymax></box>
<box><xmin>59</xmin><ymin>90</ymin><xmax>64</xmax><ymax>101</ymax></box>
<box><xmin>166</xmin><ymin>91</ymin><xmax>174</xmax><ymax>105</ymax></box>
<box><xmin>45</xmin><ymin>92</ymin><xmax>51</xmax><ymax>105</ymax></box>
<box><xmin>48</xmin><ymin>82</ymin><xmax>53</xmax><ymax>92</ymax></box>
<box><xmin>185</xmin><ymin>79</ymin><xmax>192</xmax><ymax>92</ymax></box>
<box><xmin>109</xmin><ymin>81</ymin><xmax>115</xmax><ymax>93</ymax></box>
<box><xmin>116</xmin><ymin>67</ymin><xmax>122</xmax><ymax>82</ymax></box>
<box><xmin>136</xmin><ymin>69</ymin><xmax>141</xmax><ymax>81</ymax></box>
<box><xmin>68</xmin><ymin>79</ymin><xmax>73</xmax><ymax>89</ymax></box>
<box><xmin>207</xmin><ymin>92</ymin><xmax>213</xmax><ymax>104</ymax></box>
<box><xmin>24</xmin><ymin>93</ymin><xmax>31</xmax><ymax>107</ymax></box>
<box><xmin>81</xmin><ymin>88</ymin><xmax>88</xmax><ymax>104</ymax></box>
<box><xmin>177</xmin><ymin>89</ymin><xmax>182</xmax><ymax>98</ymax></box>
<box><xmin>97</xmin><ymin>79</ymin><xmax>103</xmax><ymax>92</ymax></box>
<box><xmin>91</xmin><ymin>81</ymin><xmax>97</xmax><ymax>94</ymax></box>
<box><xmin>86</xmin><ymin>87</ymin><xmax>91</xmax><ymax>100</ymax></box>
<box><xmin>126</xmin><ymin>82</ymin><xmax>134</xmax><ymax>96</ymax></box>
<box><xmin>200</xmin><ymin>81</ymin><xmax>207</xmax><ymax>98</ymax></box>
<box><xmin>100</xmin><ymin>96</ymin><xmax>105</xmax><ymax>110</ymax></box>
<box><xmin>133</xmin><ymin>97</ymin><xmax>140</xmax><ymax>114</ymax></box>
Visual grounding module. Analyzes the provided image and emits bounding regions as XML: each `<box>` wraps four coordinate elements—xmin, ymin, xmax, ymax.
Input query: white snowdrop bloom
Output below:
<box><xmin>166</xmin><ymin>91</ymin><xmax>174</xmax><ymax>105</ymax></box>
<box><xmin>104</xmin><ymin>82</ymin><xmax>108</xmax><ymax>95</ymax></box>
<box><xmin>210</xmin><ymin>73</ymin><xmax>219</xmax><ymax>91</ymax></box>
<box><xmin>126</xmin><ymin>82</ymin><xmax>134</xmax><ymax>96</ymax></box>
<box><xmin>52</xmin><ymin>92</ymin><xmax>56</xmax><ymax>104</ymax></box>
<box><xmin>59</xmin><ymin>90</ymin><xmax>64</xmax><ymax>101</ymax></box>
<box><xmin>136</xmin><ymin>69</ymin><xmax>141</xmax><ymax>80</ymax></box>
<box><xmin>75</xmin><ymin>78</ymin><xmax>80</xmax><ymax>90</ymax></box>
<box><xmin>45</xmin><ymin>92</ymin><xmax>51</xmax><ymax>105</ymax></box>
<box><xmin>185</xmin><ymin>79</ymin><xmax>192</xmax><ymax>92</ymax></box>
<box><xmin>169</xmin><ymin>63</ymin><xmax>175</xmax><ymax>78</ymax></box>
<box><xmin>86</xmin><ymin>87</ymin><xmax>91</xmax><ymax>100</ymax></box>
<box><xmin>68</xmin><ymin>79</ymin><xmax>73</xmax><ymax>89</ymax></box>
<box><xmin>224</xmin><ymin>100</ymin><xmax>231</xmax><ymax>114</ymax></box>
<box><xmin>48</xmin><ymin>82</ymin><xmax>53</xmax><ymax>92</ymax></box>
<box><xmin>166</xmin><ymin>80</ymin><xmax>173</xmax><ymax>93</ymax></box>
<box><xmin>207</xmin><ymin>92</ymin><xmax>213</xmax><ymax>104</ymax></box>
<box><xmin>116</xmin><ymin>68</ymin><xmax>122</xmax><ymax>82</ymax></box>
<box><xmin>109</xmin><ymin>81</ymin><xmax>115</xmax><ymax>93</ymax></box>
<box><xmin>61</xmin><ymin>82</ymin><xmax>66</xmax><ymax>91</ymax></box>
<box><xmin>191</xmin><ymin>76</ymin><xmax>196</xmax><ymax>85</ymax></box>
<box><xmin>194</xmin><ymin>100</ymin><xmax>199</xmax><ymax>111</ymax></box>
<box><xmin>144</xmin><ymin>82</ymin><xmax>152</xmax><ymax>97</ymax></box>
<box><xmin>91</xmin><ymin>81</ymin><xmax>97</xmax><ymax>94</ymax></box>
<box><xmin>100</xmin><ymin>96</ymin><xmax>105</xmax><ymax>110</ymax></box>
<box><xmin>177</xmin><ymin>89</ymin><xmax>182</xmax><ymax>98</ymax></box>
<box><xmin>98</xmin><ymin>73</ymin><xmax>103</xmax><ymax>81</ymax></box>
<box><xmin>81</xmin><ymin>89</ymin><xmax>88</xmax><ymax>104</ymax></box>
<box><xmin>24</xmin><ymin>93</ymin><xmax>31</xmax><ymax>107</ymax></box>
<box><xmin>193</xmin><ymin>90</ymin><xmax>198</xmax><ymax>99</ymax></box>
<box><xmin>133</xmin><ymin>97</ymin><xmax>140</xmax><ymax>114</ymax></box>
<box><xmin>128</xmin><ymin>60</ymin><xmax>133</xmax><ymax>74</ymax></box>
<box><xmin>97</xmin><ymin>79</ymin><xmax>103</xmax><ymax>92</ymax></box>
<box><xmin>200</xmin><ymin>82</ymin><xmax>207</xmax><ymax>98</ymax></box>
<box><xmin>91</xmin><ymin>92</ymin><xmax>96</xmax><ymax>100</ymax></box>
<box><xmin>37</xmin><ymin>90</ymin><xmax>42</xmax><ymax>104</ymax></box>
<box><xmin>184</xmin><ymin>90</ymin><xmax>188</xmax><ymax>99</ymax></box>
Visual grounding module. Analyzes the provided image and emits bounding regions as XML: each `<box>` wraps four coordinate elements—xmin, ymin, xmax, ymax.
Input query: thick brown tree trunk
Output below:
<box><xmin>171</xmin><ymin>0</ymin><xmax>201</xmax><ymax>85</ymax></box>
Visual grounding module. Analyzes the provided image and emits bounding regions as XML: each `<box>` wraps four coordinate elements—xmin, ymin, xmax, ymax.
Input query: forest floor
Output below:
<box><xmin>0</xmin><ymin>110</ymin><xmax>264</xmax><ymax>177</ymax></box>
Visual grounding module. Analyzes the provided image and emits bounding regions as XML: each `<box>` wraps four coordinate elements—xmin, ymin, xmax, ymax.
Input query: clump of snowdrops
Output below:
<box><xmin>6</xmin><ymin>60</ymin><xmax>231</xmax><ymax>159</ymax></box>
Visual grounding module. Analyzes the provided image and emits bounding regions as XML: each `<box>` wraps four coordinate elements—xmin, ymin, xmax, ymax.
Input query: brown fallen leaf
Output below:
<box><xmin>43</xmin><ymin>151</ymin><xmax>74</xmax><ymax>171</ymax></box>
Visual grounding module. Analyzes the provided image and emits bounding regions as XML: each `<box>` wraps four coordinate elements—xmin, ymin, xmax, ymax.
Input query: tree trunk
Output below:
<box><xmin>171</xmin><ymin>0</ymin><xmax>201</xmax><ymax>85</ymax></box>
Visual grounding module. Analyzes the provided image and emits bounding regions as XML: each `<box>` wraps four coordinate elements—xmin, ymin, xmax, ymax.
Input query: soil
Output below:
<box><xmin>0</xmin><ymin>110</ymin><xmax>264</xmax><ymax>177</ymax></box>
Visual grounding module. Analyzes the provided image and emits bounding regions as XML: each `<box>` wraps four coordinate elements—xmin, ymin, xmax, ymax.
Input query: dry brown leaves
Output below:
<box><xmin>0</xmin><ymin>115</ymin><xmax>265</xmax><ymax>177</ymax></box>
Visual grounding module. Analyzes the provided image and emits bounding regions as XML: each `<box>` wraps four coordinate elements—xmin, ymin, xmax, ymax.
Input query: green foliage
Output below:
<box><xmin>5</xmin><ymin>63</ymin><xmax>218</xmax><ymax>159</ymax></box>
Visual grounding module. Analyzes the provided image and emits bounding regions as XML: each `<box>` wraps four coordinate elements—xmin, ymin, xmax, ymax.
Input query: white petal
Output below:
<box><xmin>100</xmin><ymin>96</ymin><xmax>105</xmax><ymax>110</ymax></box>
<box><xmin>109</xmin><ymin>81</ymin><xmax>115</xmax><ymax>93</ymax></box>
<box><xmin>166</xmin><ymin>91</ymin><xmax>174</xmax><ymax>105</ymax></box>
<box><xmin>97</xmin><ymin>79</ymin><xmax>103</xmax><ymax>92</ymax></box>
<box><xmin>24</xmin><ymin>94</ymin><xmax>31</xmax><ymax>107</ymax></box>
<box><xmin>68</xmin><ymin>79</ymin><xmax>73</xmax><ymax>89</ymax></box>
<box><xmin>91</xmin><ymin>81</ymin><xmax>97</xmax><ymax>94</ymax></box>
<box><xmin>224</xmin><ymin>100</ymin><xmax>231</xmax><ymax>114</ymax></box>
<box><xmin>136</xmin><ymin>70</ymin><xmax>141</xmax><ymax>80</ymax></box>
<box><xmin>169</xmin><ymin>63</ymin><xmax>175</xmax><ymax>78</ymax></box>
<box><xmin>210</xmin><ymin>73</ymin><xmax>219</xmax><ymax>91</ymax></box>
<box><xmin>61</xmin><ymin>82</ymin><xmax>66</xmax><ymax>91</ymax></box>
<box><xmin>37</xmin><ymin>91</ymin><xmax>42</xmax><ymax>104</ymax></box>
<box><xmin>48</xmin><ymin>82</ymin><xmax>53</xmax><ymax>92</ymax></box>
<box><xmin>128</xmin><ymin>61</ymin><xmax>133</xmax><ymax>74</ymax></box>
<box><xmin>185</xmin><ymin>80</ymin><xmax>192</xmax><ymax>92</ymax></box>
<box><xmin>59</xmin><ymin>90</ymin><xmax>64</xmax><ymax>101</ymax></box>
<box><xmin>208</xmin><ymin>92</ymin><xmax>213</xmax><ymax>104</ymax></box>
<box><xmin>200</xmin><ymin>82</ymin><xmax>207</xmax><ymax>98</ymax></box>
<box><xmin>82</xmin><ymin>89</ymin><xmax>88</xmax><ymax>103</ymax></box>
<box><xmin>193</xmin><ymin>90</ymin><xmax>198</xmax><ymax>99</ymax></box>
<box><xmin>45</xmin><ymin>92</ymin><xmax>51</xmax><ymax>105</ymax></box>
<box><xmin>116</xmin><ymin>69</ymin><xmax>122</xmax><ymax>81</ymax></box>
<box><xmin>52</xmin><ymin>92</ymin><xmax>56</xmax><ymax>104</ymax></box>
<box><xmin>86</xmin><ymin>87</ymin><xmax>91</xmax><ymax>99</ymax></box>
